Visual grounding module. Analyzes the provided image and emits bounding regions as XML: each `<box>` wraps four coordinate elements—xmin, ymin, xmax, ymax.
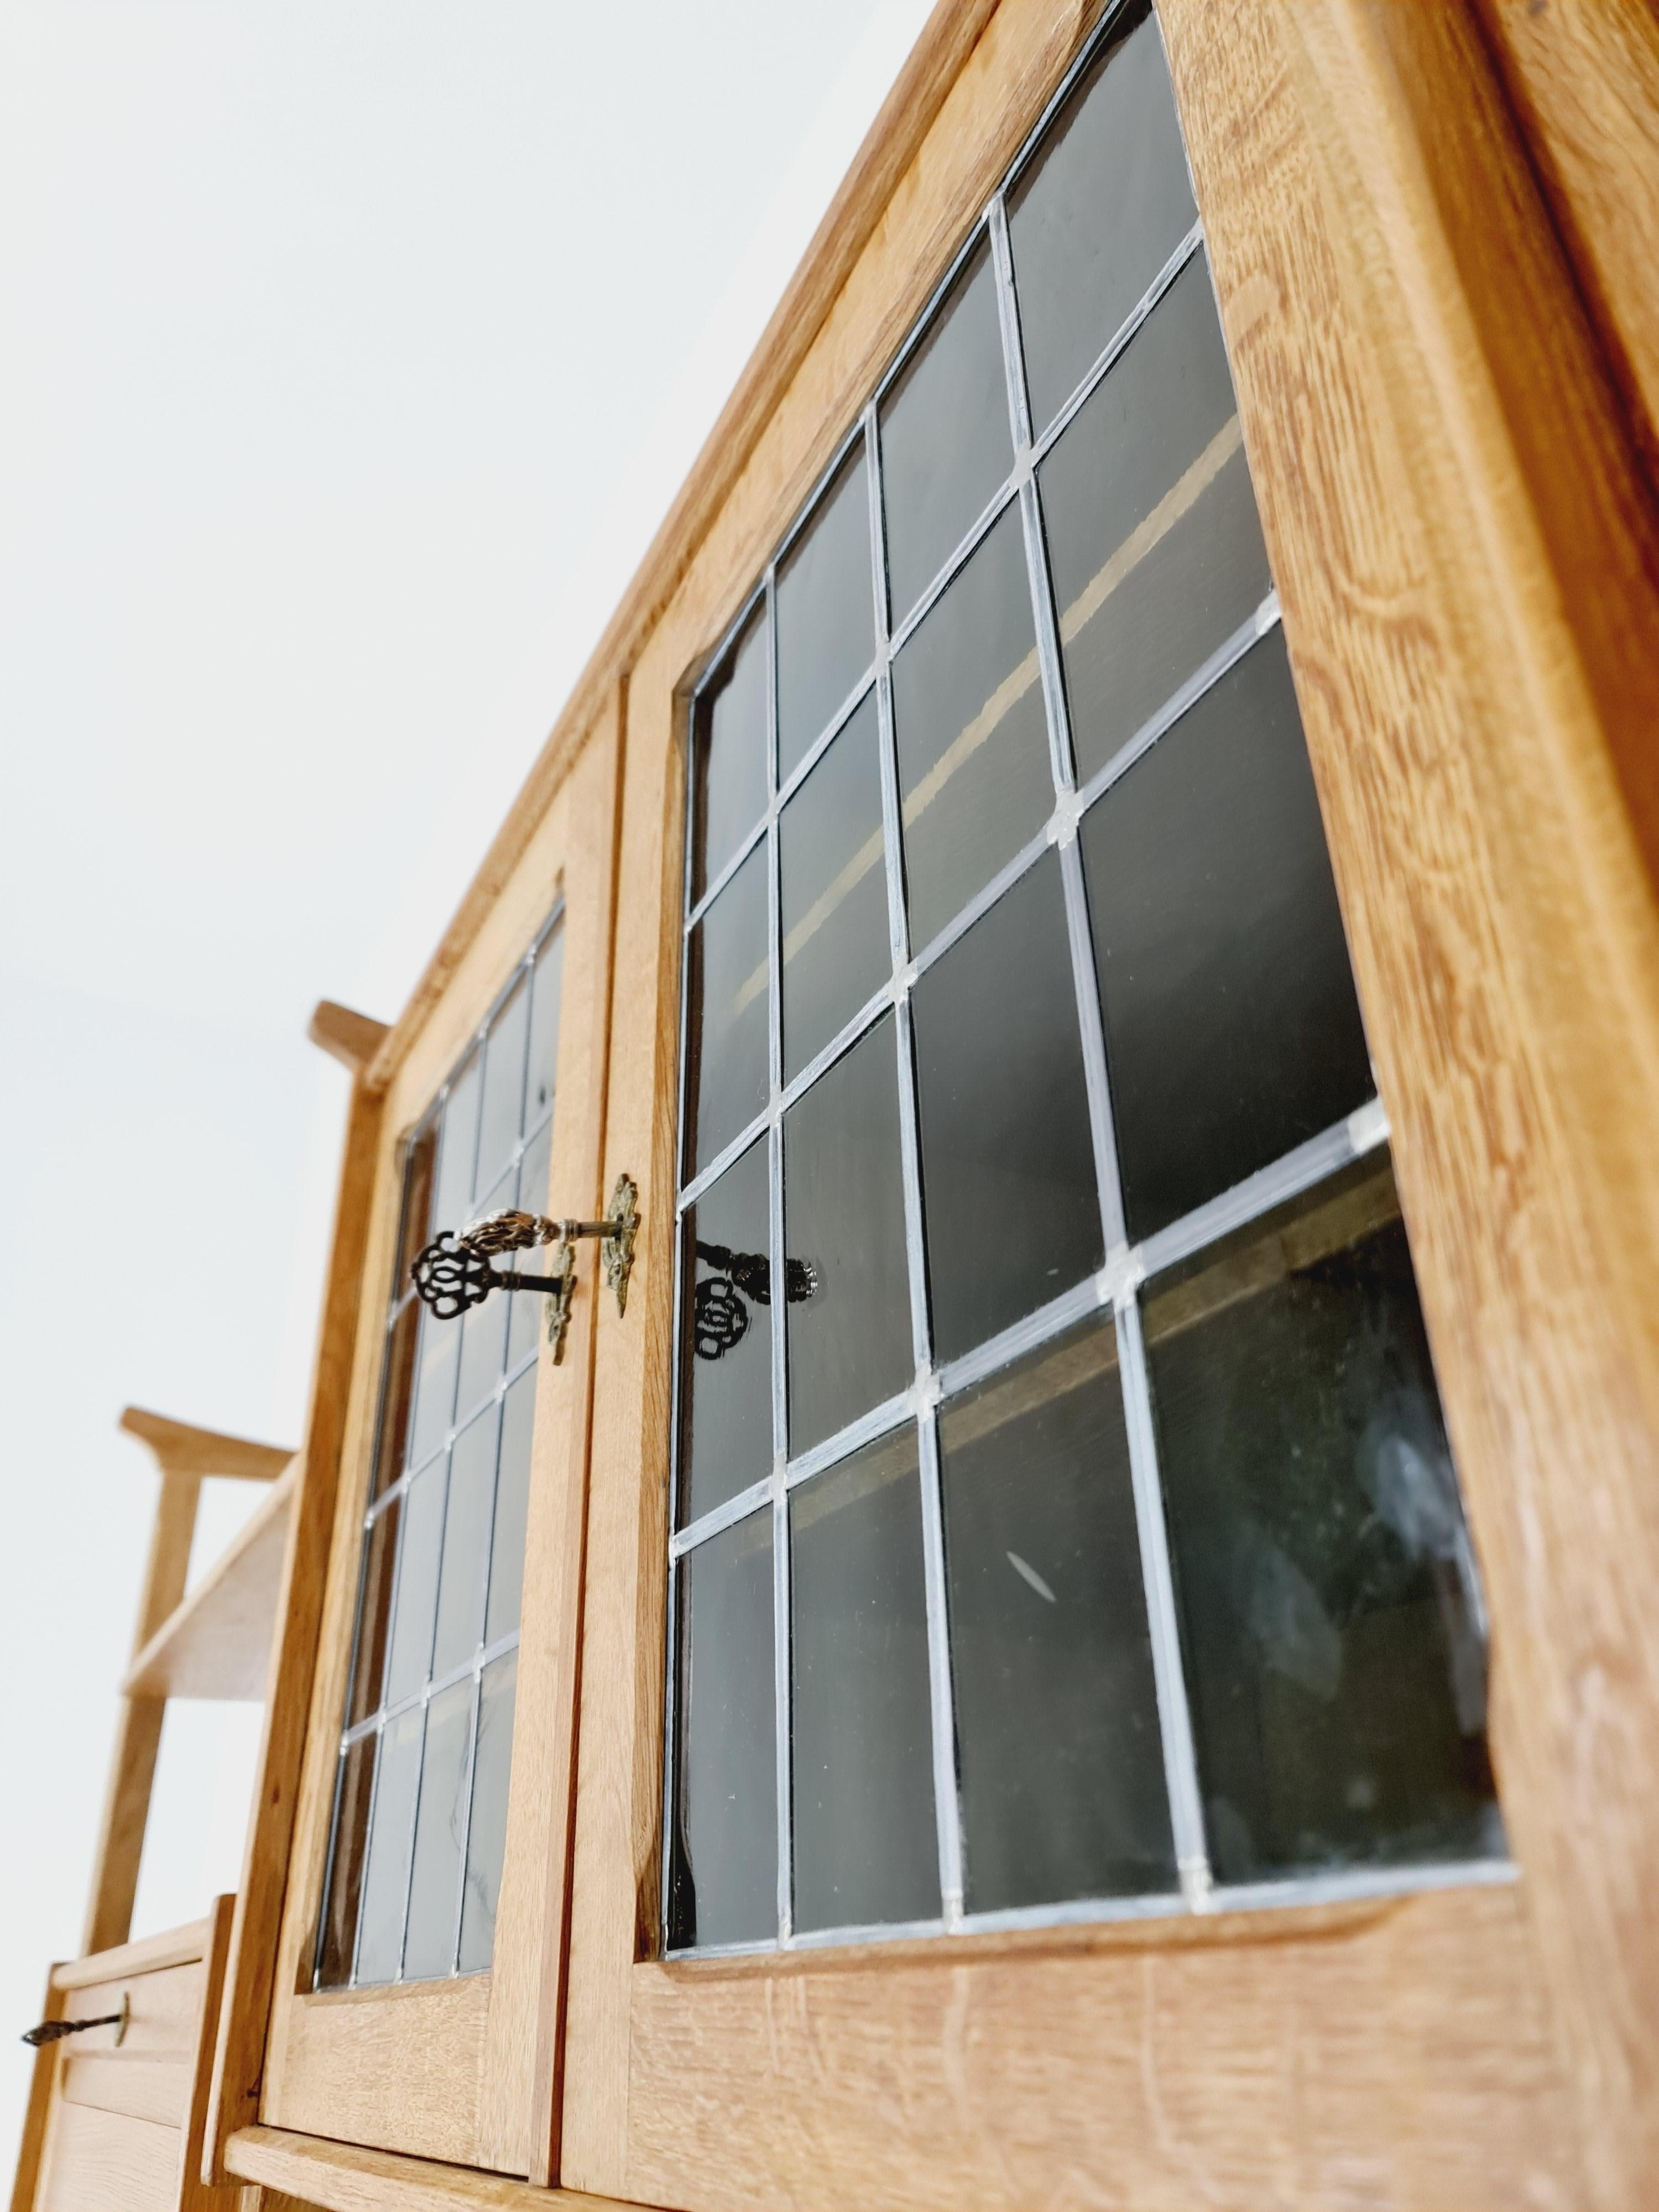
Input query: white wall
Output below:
<box><xmin>0</xmin><ymin>0</ymin><xmax>932</xmax><ymax>2171</ymax></box>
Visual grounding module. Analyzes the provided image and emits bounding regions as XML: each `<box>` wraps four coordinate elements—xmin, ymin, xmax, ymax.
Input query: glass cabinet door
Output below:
<box><xmin>263</xmin><ymin>708</ymin><xmax>622</xmax><ymax>2179</ymax></box>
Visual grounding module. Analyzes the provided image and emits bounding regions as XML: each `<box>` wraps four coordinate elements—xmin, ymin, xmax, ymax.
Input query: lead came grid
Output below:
<box><xmin>666</xmin><ymin>0</ymin><xmax>1507</xmax><ymax>1955</ymax></box>
<box><xmin>313</xmin><ymin>910</ymin><xmax>564</xmax><ymax>1989</ymax></box>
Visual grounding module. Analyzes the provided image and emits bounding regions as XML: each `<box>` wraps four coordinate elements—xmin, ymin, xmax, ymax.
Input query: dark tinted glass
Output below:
<box><xmin>879</xmin><ymin>237</ymin><xmax>1014</xmax><ymax>625</ymax></box>
<box><xmin>777</xmin><ymin>442</ymin><xmax>875</xmax><ymax>779</ymax></box>
<box><xmin>784</xmin><ymin>1020</ymin><xmax>914</xmax><ymax>1455</ymax></box>
<box><xmin>912</xmin><ymin>855</ymin><xmax>1102</xmax><ymax>1361</ymax></box>
<box><xmin>430</xmin><ymin>1402</ymin><xmax>497</xmax><ymax>1681</ymax></box>
<box><xmin>692</xmin><ymin>601</ymin><xmax>769</xmax><ymax>901</ymax></box>
<box><xmin>316</xmin><ymin>1735</ymin><xmax>375</xmax><ymax>1986</ymax></box>
<box><xmin>892</xmin><ymin>502</ymin><xmax>1053</xmax><ymax>951</ymax></box>
<box><xmin>940</xmin><ymin>1313</ymin><xmax>1175</xmax><ymax>1910</ymax></box>
<box><xmin>1080</xmin><ymin>632</ymin><xmax>1373</xmax><ymax>1240</ymax></box>
<box><xmin>354</xmin><ymin>1704</ymin><xmax>422</xmax><ymax>1983</ymax></box>
<box><xmin>791</xmin><ymin>1427</ymin><xmax>938</xmax><ymax>1932</ymax></box>
<box><xmin>403</xmin><ymin>1678</ymin><xmax>474</xmax><ymax>1980</ymax></box>
<box><xmin>1145</xmin><ymin>1157</ymin><xmax>1501</xmax><ymax>1882</ymax></box>
<box><xmin>348</xmin><ymin>1497</ymin><xmax>400</xmax><ymax>1728</ymax></box>
<box><xmin>678</xmin><ymin>1140</ymin><xmax>774</xmax><ymax>1528</ymax></box>
<box><xmin>485</xmin><ymin>1365</ymin><xmax>536</xmax><ymax>1645</ymax></box>
<box><xmin>476</xmin><ymin>977</ymin><xmax>529</xmax><ymax>1192</ymax></box>
<box><xmin>685</xmin><ymin>840</ymin><xmax>770</xmax><ymax>1176</ymax></box>
<box><xmin>458</xmin><ymin>1649</ymin><xmax>517</xmax><ymax>1973</ymax></box>
<box><xmin>525</xmin><ymin>924</ymin><xmax>564</xmax><ymax>1128</ymax></box>
<box><xmin>384</xmin><ymin>1460</ymin><xmax>446</xmax><ymax>1707</ymax></box>
<box><xmin>780</xmin><ymin>693</ymin><xmax>888</xmax><ymax>1081</ymax></box>
<box><xmin>1008</xmin><ymin>0</ymin><xmax>1197</xmax><ymax>435</ymax></box>
<box><xmin>667</xmin><ymin>1511</ymin><xmax>776</xmax><ymax>1949</ymax></box>
<box><xmin>1039</xmin><ymin>255</ymin><xmax>1269</xmax><ymax>782</ymax></box>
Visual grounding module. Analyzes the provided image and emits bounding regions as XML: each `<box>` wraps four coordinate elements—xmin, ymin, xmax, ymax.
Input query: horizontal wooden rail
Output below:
<box><xmin>224</xmin><ymin>2127</ymin><xmax>634</xmax><ymax>2212</ymax></box>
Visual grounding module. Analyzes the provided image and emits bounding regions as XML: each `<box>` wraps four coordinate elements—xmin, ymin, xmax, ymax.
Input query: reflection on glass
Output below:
<box><xmin>893</xmin><ymin>502</ymin><xmax>1053</xmax><ymax>951</ymax></box>
<box><xmin>940</xmin><ymin>1314</ymin><xmax>1175</xmax><ymax>1910</ymax></box>
<box><xmin>459</xmin><ymin>1650</ymin><xmax>518</xmax><ymax>1972</ymax></box>
<box><xmin>667</xmin><ymin>1512</ymin><xmax>776</xmax><ymax>1949</ymax></box>
<box><xmin>879</xmin><ymin>236</ymin><xmax>1014</xmax><ymax>625</ymax></box>
<box><xmin>1039</xmin><ymin>254</ymin><xmax>1269</xmax><ymax>782</ymax></box>
<box><xmin>791</xmin><ymin>1428</ymin><xmax>937</xmax><ymax>1932</ymax></box>
<box><xmin>476</xmin><ymin>977</ymin><xmax>529</xmax><ymax>1193</ymax></box>
<box><xmin>348</xmin><ymin>1497</ymin><xmax>400</xmax><ymax>1729</ymax></box>
<box><xmin>780</xmin><ymin>693</ymin><xmax>888</xmax><ymax>1081</ymax></box>
<box><xmin>1008</xmin><ymin>0</ymin><xmax>1197</xmax><ymax>435</ymax></box>
<box><xmin>1145</xmin><ymin>1157</ymin><xmax>1501</xmax><ymax>1882</ymax></box>
<box><xmin>692</xmin><ymin>602</ymin><xmax>769</xmax><ymax>902</ymax></box>
<box><xmin>403</xmin><ymin>1679</ymin><xmax>475</xmax><ymax>1980</ymax></box>
<box><xmin>432</xmin><ymin>1055</ymin><xmax>481</xmax><ymax>1234</ymax></box>
<box><xmin>486</xmin><ymin>1367</ymin><xmax>536</xmax><ymax>1646</ymax></box>
<box><xmin>784</xmin><ymin>1020</ymin><xmax>912</xmax><ymax>1455</ymax></box>
<box><xmin>384</xmin><ymin>1462</ymin><xmax>446</xmax><ymax>1708</ymax></box>
<box><xmin>1081</xmin><ymin>630</ymin><xmax>1373</xmax><ymax>1241</ymax></box>
<box><xmin>431</xmin><ymin>1404</ymin><xmax>498</xmax><ymax>1682</ymax></box>
<box><xmin>685</xmin><ymin>841</ymin><xmax>770</xmax><ymax>1177</ymax></box>
<box><xmin>912</xmin><ymin>855</ymin><xmax>1102</xmax><ymax>1362</ymax></box>
<box><xmin>354</xmin><ymin>1705</ymin><xmax>422</xmax><ymax>1984</ymax></box>
<box><xmin>678</xmin><ymin>1140</ymin><xmax>774</xmax><ymax>1528</ymax></box>
<box><xmin>777</xmin><ymin>442</ymin><xmax>875</xmax><ymax>780</ymax></box>
<box><xmin>525</xmin><ymin>924</ymin><xmax>565</xmax><ymax>1128</ymax></box>
<box><xmin>316</xmin><ymin>1734</ymin><xmax>375</xmax><ymax>1987</ymax></box>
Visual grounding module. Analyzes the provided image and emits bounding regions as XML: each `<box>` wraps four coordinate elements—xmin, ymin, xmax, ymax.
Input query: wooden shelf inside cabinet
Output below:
<box><xmin>122</xmin><ymin>1463</ymin><xmax>298</xmax><ymax>1703</ymax></box>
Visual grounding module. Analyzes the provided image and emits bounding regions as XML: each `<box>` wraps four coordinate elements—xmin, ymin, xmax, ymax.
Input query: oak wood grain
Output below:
<box><xmin>1475</xmin><ymin>0</ymin><xmax>1659</xmax><ymax>489</ymax></box>
<box><xmin>1167</xmin><ymin>0</ymin><xmax>1659</xmax><ymax>2201</ymax></box>
<box><xmin>225</xmin><ymin>2127</ymin><xmax>624</xmax><ymax>2212</ymax></box>
<box><xmin>9</xmin><ymin>1968</ymin><xmax>64</xmax><ymax>2212</ymax></box>
<box><xmin>483</xmin><ymin>687</ymin><xmax>626</xmax><ymax>2182</ymax></box>
<box><xmin>54</xmin><ymin>1920</ymin><xmax>211</xmax><ymax>1991</ymax></box>
<box><xmin>37</xmin><ymin>2102</ymin><xmax>181</xmax><ymax>2212</ymax></box>
<box><xmin>270</xmin><ymin>1981</ymin><xmax>491</xmax><ymax>2168</ymax></box>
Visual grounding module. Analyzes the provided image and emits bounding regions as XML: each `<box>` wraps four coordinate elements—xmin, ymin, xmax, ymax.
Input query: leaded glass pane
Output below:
<box><xmin>316</xmin><ymin>912</ymin><xmax>562</xmax><ymax>1988</ymax></box>
<box><xmin>666</xmin><ymin>4</ymin><xmax>1499</xmax><ymax>1961</ymax></box>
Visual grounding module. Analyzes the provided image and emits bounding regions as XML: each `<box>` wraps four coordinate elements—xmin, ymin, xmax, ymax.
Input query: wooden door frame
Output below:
<box><xmin>558</xmin><ymin>3</ymin><xmax>1659</xmax><ymax>2210</ymax></box>
<box><xmin>259</xmin><ymin>693</ymin><xmax>624</xmax><ymax>2179</ymax></box>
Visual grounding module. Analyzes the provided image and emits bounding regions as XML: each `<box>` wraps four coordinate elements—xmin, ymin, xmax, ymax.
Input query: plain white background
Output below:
<box><xmin>0</xmin><ymin>0</ymin><xmax>932</xmax><ymax>2171</ymax></box>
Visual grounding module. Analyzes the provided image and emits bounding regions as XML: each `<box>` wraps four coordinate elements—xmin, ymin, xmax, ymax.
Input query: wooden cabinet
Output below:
<box><xmin>78</xmin><ymin>3</ymin><xmax>1659</xmax><ymax>2210</ymax></box>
